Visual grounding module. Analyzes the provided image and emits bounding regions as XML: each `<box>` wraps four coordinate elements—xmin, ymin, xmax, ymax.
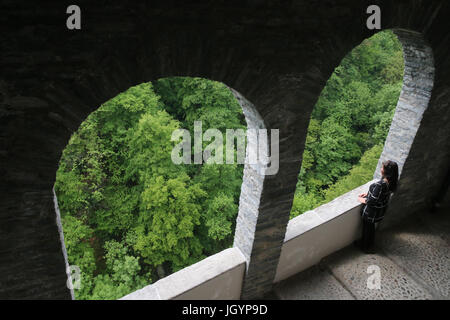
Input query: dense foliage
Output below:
<box><xmin>55</xmin><ymin>30</ymin><xmax>403</xmax><ymax>299</ymax></box>
<box><xmin>290</xmin><ymin>30</ymin><xmax>403</xmax><ymax>218</ymax></box>
<box><xmin>55</xmin><ymin>79</ymin><xmax>245</xmax><ymax>299</ymax></box>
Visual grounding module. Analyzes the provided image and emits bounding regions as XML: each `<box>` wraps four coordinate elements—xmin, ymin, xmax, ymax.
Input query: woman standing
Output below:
<box><xmin>356</xmin><ymin>160</ymin><xmax>398</xmax><ymax>253</ymax></box>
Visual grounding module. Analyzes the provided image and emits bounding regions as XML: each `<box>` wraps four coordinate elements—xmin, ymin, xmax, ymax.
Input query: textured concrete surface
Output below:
<box><xmin>274</xmin><ymin>265</ymin><xmax>354</xmax><ymax>300</ymax></box>
<box><xmin>379</xmin><ymin>211</ymin><xmax>450</xmax><ymax>299</ymax></box>
<box><xmin>324</xmin><ymin>247</ymin><xmax>433</xmax><ymax>300</ymax></box>
<box><xmin>273</xmin><ymin>209</ymin><xmax>450</xmax><ymax>300</ymax></box>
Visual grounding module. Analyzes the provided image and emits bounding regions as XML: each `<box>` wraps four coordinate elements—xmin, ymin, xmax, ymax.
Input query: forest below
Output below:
<box><xmin>55</xmin><ymin>30</ymin><xmax>404</xmax><ymax>299</ymax></box>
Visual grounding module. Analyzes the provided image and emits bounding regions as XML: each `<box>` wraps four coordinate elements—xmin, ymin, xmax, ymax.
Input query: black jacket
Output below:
<box><xmin>361</xmin><ymin>179</ymin><xmax>391</xmax><ymax>223</ymax></box>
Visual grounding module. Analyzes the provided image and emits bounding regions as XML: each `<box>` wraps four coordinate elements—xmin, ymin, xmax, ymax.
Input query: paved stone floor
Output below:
<box><xmin>273</xmin><ymin>208</ymin><xmax>450</xmax><ymax>300</ymax></box>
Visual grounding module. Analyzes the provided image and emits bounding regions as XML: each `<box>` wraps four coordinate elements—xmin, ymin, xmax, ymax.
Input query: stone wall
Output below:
<box><xmin>374</xmin><ymin>29</ymin><xmax>438</xmax><ymax>228</ymax></box>
<box><xmin>274</xmin><ymin>181</ymin><xmax>375</xmax><ymax>283</ymax></box>
<box><xmin>230</xmin><ymin>89</ymin><xmax>266</xmax><ymax>268</ymax></box>
<box><xmin>375</xmin><ymin>29</ymin><xmax>435</xmax><ymax>181</ymax></box>
<box><xmin>1</xmin><ymin>0</ymin><xmax>449</xmax><ymax>299</ymax></box>
<box><xmin>121</xmin><ymin>247</ymin><xmax>246</xmax><ymax>300</ymax></box>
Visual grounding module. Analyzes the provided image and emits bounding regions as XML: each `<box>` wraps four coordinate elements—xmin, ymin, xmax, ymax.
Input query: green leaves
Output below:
<box><xmin>293</xmin><ymin>30</ymin><xmax>403</xmax><ymax>217</ymax></box>
<box><xmin>55</xmin><ymin>77</ymin><xmax>245</xmax><ymax>299</ymax></box>
<box><xmin>322</xmin><ymin>144</ymin><xmax>383</xmax><ymax>202</ymax></box>
<box><xmin>204</xmin><ymin>193</ymin><xmax>237</xmax><ymax>240</ymax></box>
<box><xmin>89</xmin><ymin>240</ymin><xmax>149</xmax><ymax>300</ymax></box>
<box><xmin>135</xmin><ymin>173</ymin><xmax>206</xmax><ymax>269</ymax></box>
<box><xmin>127</xmin><ymin>110</ymin><xmax>183</xmax><ymax>179</ymax></box>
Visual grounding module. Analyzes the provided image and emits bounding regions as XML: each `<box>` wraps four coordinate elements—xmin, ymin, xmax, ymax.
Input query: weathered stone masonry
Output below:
<box><xmin>1</xmin><ymin>0</ymin><xmax>449</xmax><ymax>299</ymax></box>
<box><xmin>375</xmin><ymin>29</ymin><xmax>437</xmax><ymax>228</ymax></box>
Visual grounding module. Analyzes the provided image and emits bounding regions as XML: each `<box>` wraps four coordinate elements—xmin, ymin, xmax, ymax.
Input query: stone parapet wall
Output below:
<box><xmin>121</xmin><ymin>247</ymin><xmax>246</xmax><ymax>300</ymax></box>
<box><xmin>274</xmin><ymin>181</ymin><xmax>374</xmax><ymax>283</ymax></box>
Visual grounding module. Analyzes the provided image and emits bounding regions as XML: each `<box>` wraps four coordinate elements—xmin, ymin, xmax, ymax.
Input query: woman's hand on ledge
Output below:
<box><xmin>358</xmin><ymin>196</ymin><xmax>367</xmax><ymax>204</ymax></box>
<box><xmin>358</xmin><ymin>192</ymin><xmax>367</xmax><ymax>198</ymax></box>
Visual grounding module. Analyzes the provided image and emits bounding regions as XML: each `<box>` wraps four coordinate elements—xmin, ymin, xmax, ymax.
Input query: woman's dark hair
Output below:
<box><xmin>382</xmin><ymin>160</ymin><xmax>399</xmax><ymax>192</ymax></box>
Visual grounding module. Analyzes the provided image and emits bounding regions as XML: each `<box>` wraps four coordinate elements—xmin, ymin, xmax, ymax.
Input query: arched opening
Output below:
<box><xmin>290</xmin><ymin>30</ymin><xmax>406</xmax><ymax>219</ymax></box>
<box><xmin>54</xmin><ymin>77</ymin><xmax>263</xmax><ymax>299</ymax></box>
